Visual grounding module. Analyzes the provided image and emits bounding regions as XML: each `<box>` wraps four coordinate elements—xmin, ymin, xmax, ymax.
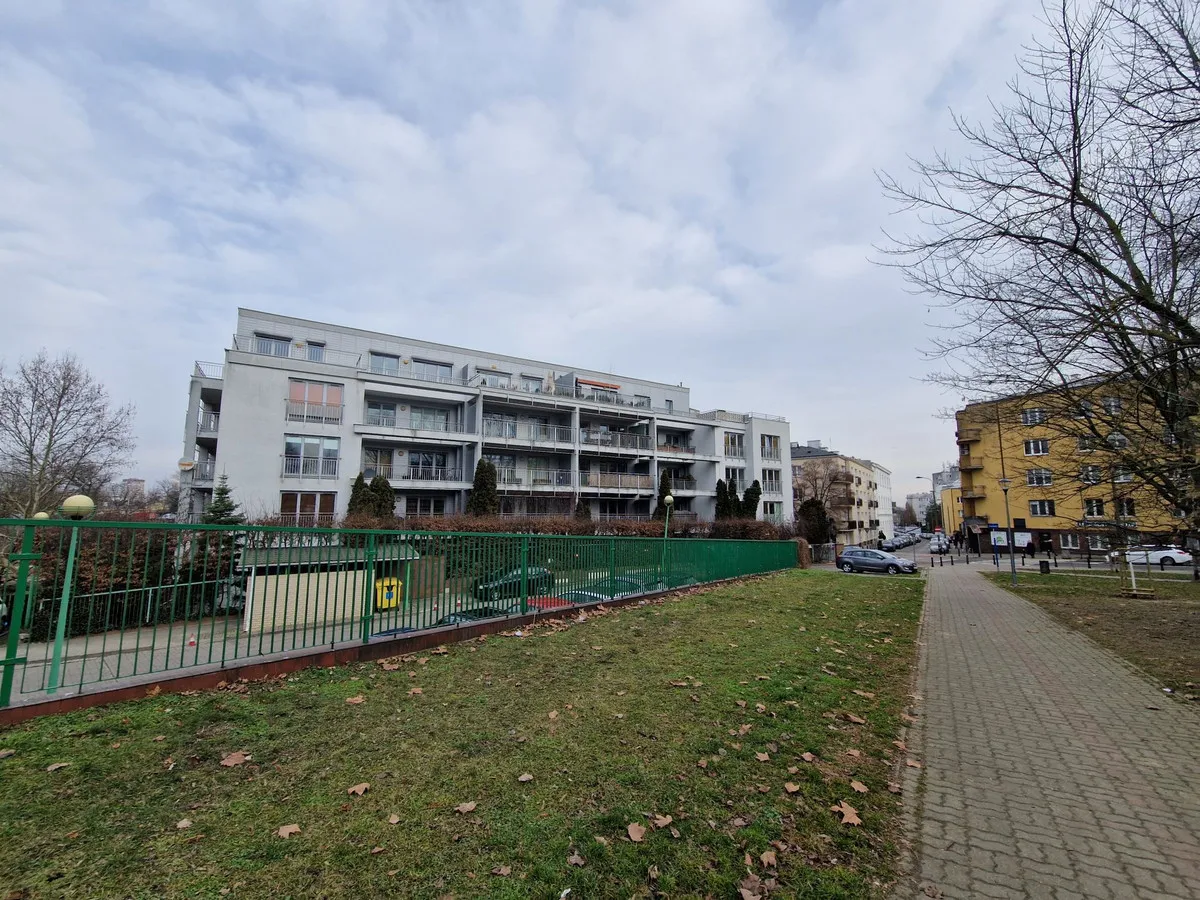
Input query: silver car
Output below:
<box><xmin>836</xmin><ymin>547</ymin><xmax>919</xmax><ymax>575</ymax></box>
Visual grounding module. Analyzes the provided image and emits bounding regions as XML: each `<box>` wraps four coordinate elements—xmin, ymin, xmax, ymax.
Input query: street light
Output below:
<box><xmin>660</xmin><ymin>494</ymin><xmax>674</xmax><ymax>587</ymax></box>
<box><xmin>46</xmin><ymin>493</ymin><xmax>96</xmax><ymax>695</ymax></box>
<box><xmin>998</xmin><ymin>477</ymin><xmax>1018</xmax><ymax>586</ymax></box>
<box><xmin>32</xmin><ymin>511</ymin><xmax>50</xmax><ymax>520</ymax></box>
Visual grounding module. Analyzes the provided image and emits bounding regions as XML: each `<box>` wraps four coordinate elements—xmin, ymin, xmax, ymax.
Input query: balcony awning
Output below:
<box><xmin>577</xmin><ymin>378</ymin><xmax>621</xmax><ymax>390</ymax></box>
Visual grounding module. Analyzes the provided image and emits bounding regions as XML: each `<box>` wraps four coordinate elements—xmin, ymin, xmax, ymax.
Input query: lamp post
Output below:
<box><xmin>998</xmin><ymin>478</ymin><xmax>1018</xmax><ymax>586</ymax></box>
<box><xmin>46</xmin><ymin>494</ymin><xmax>95</xmax><ymax>696</ymax></box>
<box><xmin>660</xmin><ymin>494</ymin><xmax>674</xmax><ymax>588</ymax></box>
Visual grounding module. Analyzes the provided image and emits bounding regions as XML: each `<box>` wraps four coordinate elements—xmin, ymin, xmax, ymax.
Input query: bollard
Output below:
<box><xmin>950</xmin><ymin>555</ymin><xmax>954</xmax><ymax>565</ymax></box>
<box><xmin>939</xmin><ymin>555</ymin><xmax>944</xmax><ymax>567</ymax></box>
<box><xmin>1053</xmin><ymin>553</ymin><xmax>1058</xmax><ymax>568</ymax></box>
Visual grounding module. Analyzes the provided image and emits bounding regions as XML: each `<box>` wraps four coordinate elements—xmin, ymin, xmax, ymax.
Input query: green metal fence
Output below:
<box><xmin>0</xmin><ymin>519</ymin><xmax>796</xmax><ymax>705</ymax></box>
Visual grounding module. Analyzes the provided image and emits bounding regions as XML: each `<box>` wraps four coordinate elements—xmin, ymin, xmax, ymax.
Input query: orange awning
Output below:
<box><xmin>577</xmin><ymin>378</ymin><xmax>621</xmax><ymax>390</ymax></box>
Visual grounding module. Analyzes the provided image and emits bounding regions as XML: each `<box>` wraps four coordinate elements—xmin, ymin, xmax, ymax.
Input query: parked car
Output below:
<box><xmin>930</xmin><ymin>537</ymin><xmax>950</xmax><ymax>554</ymax></box>
<box><xmin>472</xmin><ymin>566</ymin><xmax>555</xmax><ymax>601</ymax></box>
<box><xmin>836</xmin><ymin>547</ymin><xmax>919</xmax><ymax>575</ymax></box>
<box><xmin>880</xmin><ymin>539</ymin><xmax>900</xmax><ymax>552</ymax></box>
<box><xmin>1108</xmin><ymin>547</ymin><xmax>1193</xmax><ymax>566</ymax></box>
<box><xmin>434</xmin><ymin>603</ymin><xmax>524</xmax><ymax>626</ymax></box>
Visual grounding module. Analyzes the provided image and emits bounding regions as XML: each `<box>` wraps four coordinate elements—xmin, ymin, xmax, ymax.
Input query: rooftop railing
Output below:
<box><xmin>233</xmin><ymin>335</ymin><xmax>362</xmax><ymax>368</ymax></box>
<box><xmin>194</xmin><ymin>361</ymin><xmax>224</xmax><ymax>379</ymax></box>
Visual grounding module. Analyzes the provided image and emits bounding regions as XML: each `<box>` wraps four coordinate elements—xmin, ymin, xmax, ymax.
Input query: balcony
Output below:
<box><xmin>598</xmin><ymin>513</ymin><xmax>651</xmax><ymax>521</ymax></box>
<box><xmin>580</xmin><ymin>430</ymin><xmax>653</xmax><ymax>452</ymax></box>
<box><xmin>723</xmin><ymin>448</ymin><xmax>746</xmax><ymax>459</ymax></box>
<box><xmin>962</xmin><ymin>488</ymin><xmax>987</xmax><ymax>499</ymax></box>
<box><xmin>573</xmin><ymin>386</ymin><xmax>653</xmax><ymax>410</ymax></box>
<box><xmin>284</xmin><ymin>514</ymin><xmax>338</xmax><ymax>527</ymax></box>
<box><xmin>579</xmin><ymin>472</ymin><xmax>655</xmax><ymax>491</ymax></box>
<box><xmin>394</xmin><ymin>466</ymin><xmax>465</xmax><ymax>484</ymax></box>
<box><xmin>496</xmin><ymin>469</ymin><xmax>575</xmax><ymax>489</ymax></box>
<box><xmin>191</xmin><ymin>460</ymin><xmax>215</xmax><ymax>486</ymax></box>
<box><xmin>669</xmin><ymin>477</ymin><xmax>698</xmax><ymax>492</ymax></box>
<box><xmin>760</xmin><ymin>448</ymin><xmax>782</xmax><ymax>461</ymax></box>
<box><xmin>657</xmin><ymin>443</ymin><xmax>696</xmax><ymax>455</ymax></box>
<box><xmin>671</xmin><ymin>511</ymin><xmax>699</xmax><ymax>522</ymax></box>
<box><xmin>194</xmin><ymin>361</ymin><xmax>224</xmax><ymax>379</ymax></box>
<box><xmin>281</xmin><ymin>457</ymin><xmax>341</xmax><ymax>479</ymax></box>
<box><xmin>829</xmin><ymin>490</ymin><xmax>854</xmax><ymax>506</ymax></box>
<box><xmin>831</xmin><ymin>472</ymin><xmax>853</xmax><ymax>483</ymax></box>
<box><xmin>483</xmin><ymin>421</ymin><xmax>575</xmax><ymax>445</ymax></box>
<box><xmin>957</xmin><ymin>427</ymin><xmax>983</xmax><ymax>442</ymax></box>
<box><xmin>197</xmin><ymin>411</ymin><xmax>219</xmax><ymax>437</ymax></box>
<box><xmin>959</xmin><ymin>456</ymin><xmax>984</xmax><ymax>470</ymax></box>
<box><xmin>763</xmin><ymin>482</ymin><xmax>783</xmax><ymax>496</ymax></box>
<box><xmin>360</xmin><ymin>412</ymin><xmax>471</xmax><ymax>435</ymax></box>
<box><xmin>233</xmin><ymin>335</ymin><xmax>362</xmax><ymax>368</ymax></box>
<box><xmin>286</xmin><ymin>401</ymin><xmax>344</xmax><ymax>425</ymax></box>
<box><xmin>368</xmin><ymin>362</ymin><xmax>469</xmax><ymax>386</ymax></box>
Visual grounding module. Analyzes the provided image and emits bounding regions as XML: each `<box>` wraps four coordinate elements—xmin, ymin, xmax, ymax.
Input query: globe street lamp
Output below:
<box><xmin>47</xmin><ymin>494</ymin><xmax>96</xmax><ymax>695</ymax></box>
<box><xmin>660</xmin><ymin>494</ymin><xmax>674</xmax><ymax>587</ymax></box>
<box><xmin>998</xmin><ymin>477</ymin><xmax>1018</xmax><ymax>587</ymax></box>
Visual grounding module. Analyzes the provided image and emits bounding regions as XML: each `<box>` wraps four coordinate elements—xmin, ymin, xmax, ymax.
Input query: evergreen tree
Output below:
<box><xmin>574</xmin><ymin>497</ymin><xmax>592</xmax><ymax>520</ymax></box>
<box><xmin>652</xmin><ymin>469</ymin><xmax>673</xmax><ymax>519</ymax></box>
<box><xmin>368</xmin><ymin>475</ymin><xmax>395</xmax><ymax>519</ymax></box>
<box><xmin>201</xmin><ymin>475</ymin><xmax>244</xmax><ymax>525</ymax></box>
<box><xmin>346</xmin><ymin>472</ymin><xmax>372</xmax><ymax>517</ymax></box>
<box><xmin>465</xmin><ymin>459</ymin><xmax>499</xmax><ymax>516</ymax></box>
<box><xmin>715</xmin><ymin>479</ymin><xmax>730</xmax><ymax>520</ymax></box>
<box><xmin>727</xmin><ymin>480</ymin><xmax>742</xmax><ymax>518</ymax></box>
<box><xmin>741</xmin><ymin>480</ymin><xmax>762</xmax><ymax>519</ymax></box>
<box><xmin>796</xmin><ymin>498</ymin><xmax>834</xmax><ymax>543</ymax></box>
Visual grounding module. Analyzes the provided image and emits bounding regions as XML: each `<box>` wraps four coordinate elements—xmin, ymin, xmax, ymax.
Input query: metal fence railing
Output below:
<box><xmin>0</xmin><ymin>519</ymin><xmax>796</xmax><ymax>706</ymax></box>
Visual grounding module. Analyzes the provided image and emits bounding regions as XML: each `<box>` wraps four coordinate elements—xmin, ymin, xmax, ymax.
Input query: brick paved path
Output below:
<box><xmin>910</xmin><ymin>565</ymin><xmax>1200</xmax><ymax>899</ymax></box>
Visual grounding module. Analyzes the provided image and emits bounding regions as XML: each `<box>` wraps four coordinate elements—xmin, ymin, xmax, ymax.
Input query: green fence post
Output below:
<box><xmin>519</xmin><ymin>534</ymin><xmax>529</xmax><ymax>615</ymax></box>
<box><xmin>0</xmin><ymin>524</ymin><xmax>38</xmax><ymax>707</ymax></box>
<box><xmin>46</xmin><ymin>524</ymin><xmax>82</xmax><ymax>696</ymax></box>
<box><xmin>361</xmin><ymin>532</ymin><xmax>377</xmax><ymax>644</ymax></box>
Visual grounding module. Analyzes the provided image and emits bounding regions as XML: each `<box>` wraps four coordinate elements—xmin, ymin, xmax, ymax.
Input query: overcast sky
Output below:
<box><xmin>0</xmin><ymin>0</ymin><xmax>1047</xmax><ymax>500</ymax></box>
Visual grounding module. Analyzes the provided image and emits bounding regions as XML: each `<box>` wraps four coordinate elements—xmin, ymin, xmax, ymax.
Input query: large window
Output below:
<box><xmin>1084</xmin><ymin>498</ymin><xmax>1105</xmax><ymax>518</ymax></box>
<box><xmin>724</xmin><ymin>432</ymin><xmax>745</xmax><ymax>457</ymax></box>
<box><xmin>405</xmin><ymin>496</ymin><xmax>445</xmax><ymax>517</ymax></box>
<box><xmin>1060</xmin><ymin>534</ymin><xmax>1080</xmax><ymax>550</ymax></box>
<box><xmin>484</xmin><ymin>414</ymin><xmax>518</xmax><ymax>438</ymax></box>
<box><xmin>255</xmin><ymin>333</ymin><xmax>291</xmax><ymax>357</ymax></box>
<box><xmin>1023</xmin><ymin>439</ymin><xmax>1050</xmax><ymax>456</ymax></box>
<box><xmin>1101</xmin><ymin>396</ymin><xmax>1123</xmax><ymax>415</ymax></box>
<box><xmin>1028</xmin><ymin>499</ymin><xmax>1056</xmax><ymax>517</ymax></box>
<box><xmin>1113</xmin><ymin>467</ymin><xmax>1133</xmax><ymax>483</ymax></box>
<box><xmin>1026</xmin><ymin>468</ymin><xmax>1052</xmax><ymax>486</ymax></box>
<box><xmin>1088</xmin><ymin>535</ymin><xmax>1109</xmax><ymax>550</ymax></box>
<box><xmin>287</xmin><ymin>380</ymin><xmax>344</xmax><ymax>423</ymax></box>
<box><xmin>1115</xmin><ymin>498</ymin><xmax>1136</xmax><ymax>517</ymax></box>
<box><xmin>369</xmin><ymin>352</ymin><xmax>400</xmax><ymax>376</ymax></box>
<box><xmin>306</xmin><ymin>342</ymin><xmax>325</xmax><ymax>362</ymax></box>
<box><xmin>1107</xmin><ymin>432</ymin><xmax>1128</xmax><ymax>449</ymax></box>
<box><xmin>725</xmin><ymin>467</ymin><xmax>745</xmax><ymax>493</ymax></box>
<box><xmin>409</xmin><ymin>451</ymin><xmax>449</xmax><ymax>479</ymax></box>
<box><xmin>411</xmin><ymin>407</ymin><xmax>451</xmax><ymax>431</ymax></box>
<box><xmin>279</xmin><ymin>491</ymin><xmax>336</xmax><ymax>525</ymax></box>
<box><xmin>1021</xmin><ymin>408</ymin><xmax>1046</xmax><ymax>426</ymax></box>
<box><xmin>485</xmin><ymin>453</ymin><xmax>518</xmax><ymax>483</ymax></box>
<box><xmin>412</xmin><ymin>359</ymin><xmax>453</xmax><ymax>383</ymax></box>
<box><xmin>522</xmin><ymin>375</ymin><xmax>544</xmax><ymax>394</ymax></box>
<box><xmin>762</xmin><ymin>468</ymin><xmax>782</xmax><ymax>493</ymax></box>
<box><xmin>763</xmin><ymin>501</ymin><xmax>782</xmax><ymax>518</ymax></box>
<box><xmin>363</xmin><ymin>448</ymin><xmax>392</xmax><ymax>479</ymax></box>
<box><xmin>761</xmin><ymin>435</ymin><xmax>781</xmax><ymax>460</ymax></box>
<box><xmin>480</xmin><ymin>370</ymin><xmax>511</xmax><ymax>388</ymax></box>
<box><xmin>1080</xmin><ymin>465</ymin><xmax>1102</xmax><ymax>484</ymax></box>
<box><xmin>366</xmin><ymin>400</ymin><xmax>396</xmax><ymax>427</ymax></box>
<box><xmin>1077</xmin><ymin>436</ymin><xmax>1098</xmax><ymax>452</ymax></box>
<box><xmin>283</xmin><ymin>435</ymin><xmax>340</xmax><ymax>478</ymax></box>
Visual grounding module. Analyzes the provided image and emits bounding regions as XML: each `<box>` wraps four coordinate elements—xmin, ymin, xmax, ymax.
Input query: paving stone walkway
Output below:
<box><xmin>910</xmin><ymin>564</ymin><xmax>1200</xmax><ymax>899</ymax></box>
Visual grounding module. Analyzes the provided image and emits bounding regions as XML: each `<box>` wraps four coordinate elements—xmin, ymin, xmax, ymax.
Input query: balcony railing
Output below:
<box><xmin>957</xmin><ymin>427</ymin><xmax>983</xmax><ymax>442</ymax></box>
<box><xmin>283</xmin><ymin>514</ymin><xmax>338</xmax><ymax>527</ymax></box>
<box><xmin>829</xmin><ymin>491</ymin><xmax>854</xmax><ymax>506</ymax></box>
<box><xmin>495</xmin><ymin>469</ymin><xmax>575</xmax><ymax>488</ymax></box>
<box><xmin>959</xmin><ymin>456</ymin><xmax>984</xmax><ymax>470</ymax></box>
<box><xmin>197</xmin><ymin>411</ymin><xmax>219</xmax><ymax>435</ymax></box>
<box><xmin>281</xmin><ymin>457</ymin><xmax>341</xmax><ymax>479</ymax></box>
<box><xmin>573</xmin><ymin>387</ymin><xmax>653</xmax><ymax>409</ymax></box>
<box><xmin>397</xmin><ymin>466</ymin><xmax>464</xmax><ymax>482</ymax></box>
<box><xmin>580</xmin><ymin>430</ymin><xmax>653</xmax><ymax>451</ymax></box>
<box><xmin>194</xmin><ymin>361</ymin><xmax>224</xmax><ymax>379</ymax></box>
<box><xmin>366</xmin><ymin>362</ymin><xmax>469</xmax><ymax>385</ymax></box>
<box><xmin>286</xmin><ymin>401</ymin><xmax>344</xmax><ymax>425</ymax></box>
<box><xmin>362</xmin><ymin>412</ymin><xmax>469</xmax><ymax>433</ymax></box>
<box><xmin>760</xmin><ymin>448</ymin><xmax>782</xmax><ymax>461</ymax></box>
<box><xmin>192</xmin><ymin>461</ymin><xmax>215</xmax><ymax>483</ymax></box>
<box><xmin>672</xmin><ymin>511</ymin><xmax>699</xmax><ymax>522</ymax></box>
<box><xmin>579</xmin><ymin>472</ymin><xmax>655</xmax><ymax>490</ymax></box>
<box><xmin>233</xmin><ymin>335</ymin><xmax>362</xmax><ymax>368</ymax></box>
<box><xmin>763</xmin><ymin>482</ymin><xmax>783</xmax><ymax>495</ymax></box>
<box><xmin>483</xmin><ymin>421</ymin><xmax>575</xmax><ymax>443</ymax></box>
<box><xmin>962</xmin><ymin>488</ymin><xmax>987</xmax><ymax>499</ymax></box>
<box><xmin>723</xmin><ymin>447</ymin><xmax>745</xmax><ymax>459</ymax></box>
<box><xmin>669</xmin><ymin>477</ymin><xmax>698</xmax><ymax>491</ymax></box>
<box><xmin>657</xmin><ymin>443</ymin><xmax>695</xmax><ymax>455</ymax></box>
<box><xmin>831</xmin><ymin>472</ymin><xmax>853</xmax><ymax>483</ymax></box>
<box><xmin>598</xmin><ymin>513</ymin><xmax>651</xmax><ymax>521</ymax></box>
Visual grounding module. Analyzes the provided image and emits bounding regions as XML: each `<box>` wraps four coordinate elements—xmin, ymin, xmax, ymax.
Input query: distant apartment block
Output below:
<box><xmin>181</xmin><ymin>310</ymin><xmax>794</xmax><ymax>525</ymax></box>
<box><xmin>791</xmin><ymin>441</ymin><xmax>890</xmax><ymax>547</ymax></box>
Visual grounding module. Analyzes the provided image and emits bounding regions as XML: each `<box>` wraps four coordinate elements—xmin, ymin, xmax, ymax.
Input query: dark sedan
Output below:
<box><xmin>836</xmin><ymin>547</ymin><xmax>918</xmax><ymax>575</ymax></box>
<box><xmin>471</xmin><ymin>566</ymin><xmax>555</xmax><ymax>602</ymax></box>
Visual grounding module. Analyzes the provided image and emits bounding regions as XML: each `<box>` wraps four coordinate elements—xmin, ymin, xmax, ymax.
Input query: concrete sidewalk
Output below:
<box><xmin>909</xmin><ymin>565</ymin><xmax>1200</xmax><ymax>899</ymax></box>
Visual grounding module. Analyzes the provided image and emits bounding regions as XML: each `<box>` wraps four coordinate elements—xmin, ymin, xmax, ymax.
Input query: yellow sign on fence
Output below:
<box><xmin>375</xmin><ymin>577</ymin><xmax>403</xmax><ymax>610</ymax></box>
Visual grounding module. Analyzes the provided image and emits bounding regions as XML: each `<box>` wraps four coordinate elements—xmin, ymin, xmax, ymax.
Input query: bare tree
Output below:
<box><xmin>791</xmin><ymin>457</ymin><xmax>843</xmax><ymax>506</ymax></box>
<box><xmin>881</xmin><ymin>0</ymin><xmax>1200</xmax><ymax>536</ymax></box>
<box><xmin>146</xmin><ymin>476</ymin><xmax>180</xmax><ymax>515</ymax></box>
<box><xmin>0</xmin><ymin>352</ymin><xmax>136</xmax><ymax>517</ymax></box>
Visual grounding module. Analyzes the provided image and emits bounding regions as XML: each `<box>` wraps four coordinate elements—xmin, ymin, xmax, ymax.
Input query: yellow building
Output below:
<box><xmin>791</xmin><ymin>445</ymin><xmax>883</xmax><ymax>548</ymax></box>
<box><xmin>955</xmin><ymin>396</ymin><xmax>1182</xmax><ymax>554</ymax></box>
<box><xmin>940</xmin><ymin>484</ymin><xmax>963</xmax><ymax>537</ymax></box>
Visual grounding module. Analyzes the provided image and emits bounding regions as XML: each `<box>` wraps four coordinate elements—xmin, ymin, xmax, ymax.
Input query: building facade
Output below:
<box><xmin>791</xmin><ymin>441</ymin><xmax>886</xmax><ymax>548</ymax></box>
<box><xmin>181</xmin><ymin>310</ymin><xmax>793</xmax><ymax>524</ymax></box>
<box><xmin>869</xmin><ymin>462</ymin><xmax>894</xmax><ymax>541</ymax></box>
<box><xmin>955</xmin><ymin>397</ymin><xmax>1182</xmax><ymax>553</ymax></box>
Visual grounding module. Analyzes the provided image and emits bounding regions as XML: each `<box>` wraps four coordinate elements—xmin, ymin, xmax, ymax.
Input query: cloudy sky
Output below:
<box><xmin>0</xmin><ymin>0</ymin><xmax>1047</xmax><ymax>499</ymax></box>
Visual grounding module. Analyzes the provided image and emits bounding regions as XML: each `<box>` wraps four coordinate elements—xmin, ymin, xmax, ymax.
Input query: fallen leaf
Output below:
<box><xmin>801</xmin><ymin>752</ymin><xmax>816</xmax><ymax>762</ymax></box>
<box><xmin>740</xmin><ymin>873</ymin><xmax>766</xmax><ymax>900</ymax></box>
<box><xmin>852</xmin><ymin>690</ymin><xmax>875</xmax><ymax>699</ymax></box>
<box><xmin>431</xmin><ymin>646</ymin><xmax>449</xmax><ymax>655</ymax></box>
<box><xmin>46</xmin><ymin>762</ymin><xmax>70</xmax><ymax>772</ymax></box>
<box><xmin>850</xmin><ymin>780</ymin><xmax>868</xmax><ymax>794</ymax></box>
<box><xmin>893</xmin><ymin>740</ymin><xmax>908</xmax><ymax>751</ymax></box>
<box><xmin>162</xmin><ymin>756</ymin><xmax>175</xmax><ymax>771</ymax></box>
<box><xmin>110</xmin><ymin>742</ymin><xmax>121</xmax><ymax>749</ymax></box>
<box><xmin>153</xmin><ymin>736</ymin><xmax>165</xmax><ymax>743</ymax></box>
<box><xmin>906</xmin><ymin>759</ymin><xmax>922</xmax><ymax>769</ymax></box>
<box><xmin>518</xmin><ymin>773</ymin><xmax>534</xmax><ymax>783</ymax></box>
<box><xmin>370</xmin><ymin>846</ymin><xmax>385</xmax><ymax>855</ymax></box>
<box><xmin>276</xmin><ymin>824</ymin><xmax>301</xmax><ymax>839</ymax></box>
<box><xmin>346</xmin><ymin>695</ymin><xmax>366</xmax><ymax>705</ymax></box>
<box><xmin>846</xmin><ymin>749</ymin><xmax>862</xmax><ymax>759</ymax></box>
<box><xmin>388</xmin><ymin>814</ymin><xmax>401</xmax><ymax>825</ymax></box>
<box><xmin>0</xmin><ymin>749</ymin><xmax>14</xmax><ymax>759</ymax></box>
<box><xmin>648</xmin><ymin>864</ymin><xmax>660</xmax><ymax>880</ymax></box>
<box><xmin>491</xmin><ymin>866</ymin><xmax>511</xmax><ymax>876</ymax></box>
<box><xmin>653</xmin><ymin>814</ymin><xmax>673</xmax><ymax>828</ymax></box>
<box><xmin>738</xmin><ymin>724</ymin><xmax>753</xmax><ymax>735</ymax></box>
<box><xmin>696</xmin><ymin>759</ymin><xmax>708</xmax><ymax>769</ymax></box>
<box><xmin>731</xmin><ymin>817</ymin><xmax>748</xmax><ymax>827</ymax></box>
<box><xmin>736</xmin><ymin>700</ymin><xmax>747</xmax><ymax>708</ymax></box>
<box><xmin>347</xmin><ymin>783</ymin><xmax>370</xmax><ymax>796</ymax></box>
<box><xmin>787</xmin><ymin>766</ymin><xmax>799</xmax><ymax>774</ymax></box>
<box><xmin>567</xmin><ymin>851</ymin><xmax>586</xmax><ymax>867</ymax></box>
<box><xmin>548</xmin><ymin>710</ymin><xmax>559</xmax><ymax>720</ymax></box>
<box><xmin>756</xmin><ymin>675</ymin><xmax>770</xmax><ymax>681</ymax></box>
<box><xmin>845</xmin><ymin>713</ymin><xmax>867</xmax><ymax>725</ymax></box>
<box><xmin>744</xmin><ymin>851</ymin><xmax>753</xmax><ymax>866</ymax></box>
<box><xmin>407</xmin><ymin>688</ymin><xmax>423</xmax><ymax>696</ymax></box>
<box><xmin>594</xmin><ymin>835</ymin><xmax>610</xmax><ymax>846</ymax></box>
<box><xmin>669</xmin><ymin>827</ymin><xmax>681</xmax><ymax>838</ymax></box>
<box><xmin>616</xmin><ymin>691</ymin><xmax>627</xmax><ymax>696</ymax></box>
<box><xmin>755</xmin><ymin>752</ymin><xmax>770</xmax><ymax>762</ymax></box>
<box><xmin>591</xmin><ymin>646</ymin><xmax>603</xmax><ymax>651</ymax></box>
<box><xmin>176</xmin><ymin>819</ymin><xmax>192</xmax><ymax>830</ymax></box>
<box><xmin>755</xmin><ymin>703</ymin><xmax>767</xmax><ymax>713</ymax></box>
<box><xmin>784</xmin><ymin>782</ymin><xmax>800</xmax><ymax>793</ymax></box>
<box><xmin>627</xmin><ymin>823</ymin><xmax>646</xmax><ymax>842</ymax></box>
<box><xmin>888</xmin><ymin>782</ymin><xmax>902</xmax><ymax>794</ymax></box>
<box><xmin>669</xmin><ymin>680</ymin><xmax>689</xmax><ymax>687</ymax></box>
<box><xmin>455</xmin><ymin>802</ymin><xmax>477</xmax><ymax>814</ymax></box>
<box><xmin>689</xmin><ymin>694</ymin><xmax>700</xmax><ymax>702</ymax></box>
<box><xmin>830</xmin><ymin>800</ymin><xmax>862</xmax><ymax>826</ymax></box>
<box><xmin>757</xmin><ymin>784</ymin><xmax>770</xmax><ymax>793</ymax></box>
<box><xmin>219</xmin><ymin>751</ymin><xmax>249</xmax><ymax>768</ymax></box>
<box><xmin>760</xmin><ymin>849</ymin><xmax>777</xmax><ymax>867</ymax></box>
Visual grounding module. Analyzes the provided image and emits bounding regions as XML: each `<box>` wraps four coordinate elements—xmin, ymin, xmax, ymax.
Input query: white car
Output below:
<box><xmin>1111</xmin><ymin>547</ymin><xmax>1193</xmax><ymax>566</ymax></box>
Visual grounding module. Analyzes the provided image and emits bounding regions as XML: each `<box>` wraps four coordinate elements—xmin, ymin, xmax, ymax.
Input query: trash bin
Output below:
<box><xmin>1039</xmin><ymin>560</ymin><xmax>1051</xmax><ymax>575</ymax></box>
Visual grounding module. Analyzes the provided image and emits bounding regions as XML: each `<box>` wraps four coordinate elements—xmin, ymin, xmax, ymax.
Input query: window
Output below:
<box><xmin>412</xmin><ymin>359</ymin><xmax>453</xmax><ymax>383</ymax></box>
<box><xmin>1163</xmin><ymin>426</ymin><xmax>1179</xmax><ymax>446</ymax></box>
<box><xmin>724</xmin><ymin>467</ymin><xmax>745</xmax><ymax>493</ymax></box>
<box><xmin>1088</xmin><ymin>535</ymin><xmax>1109</xmax><ymax>550</ymax></box>
<box><xmin>1077</xmin><ymin>436</ymin><xmax>1098</xmax><ymax>452</ymax></box>
<box><xmin>1107</xmin><ymin>432</ymin><xmax>1128</xmax><ymax>450</ymax></box>
<box><xmin>484</xmin><ymin>414</ymin><xmax>518</xmax><ymax>438</ymax></box>
<box><xmin>792</xmin><ymin>465</ymin><xmax>803</xmax><ymax>479</ymax></box>
<box><xmin>306</xmin><ymin>342</ymin><xmax>325</xmax><ymax>362</ymax></box>
<box><xmin>1060</xmin><ymin>534</ymin><xmax>1080</xmax><ymax>550</ymax></box>
<box><xmin>1028</xmin><ymin>499</ymin><xmax>1056</xmax><ymax>517</ymax></box>
<box><xmin>522</xmin><ymin>375</ymin><xmax>543</xmax><ymax>394</ymax></box>
<box><xmin>762</xmin><ymin>469</ymin><xmax>782</xmax><ymax>493</ymax></box>
<box><xmin>1080</xmin><ymin>465</ymin><xmax>1102</xmax><ymax>484</ymax></box>
<box><xmin>369</xmin><ymin>352</ymin><xmax>400</xmax><ymax>376</ymax></box>
<box><xmin>404</xmin><ymin>496</ymin><xmax>444</xmax><ymax>518</ymax></box>
<box><xmin>634</xmin><ymin>394</ymin><xmax>651</xmax><ymax>408</ymax></box>
<box><xmin>1115</xmin><ymin>498</ymin><xmax>1135</xmax><ymax>518</ymax></box>
<box><xmin>761</xmin><ymin>435</ymin><xmax>781</xmax><ymax>460</ymax></box>
<box><xmin>286</xmin><ymin>380</ymin><xmax>344</xmax><ymax>423</ymax></box>
<box><xmin>409</xmin><ymin>451</ymin><xmax>449</xmax><ymax>479</ymax></box>
<box><xmin>366</xmin><ymin>400</ymin><xmax>396</xmax><ymax>427</ymax></box>
<box><xmin>1113</xmin><ymin>467</ymin><xmax>1133</xmax><ymax>483</ymax></box>
<box><xmin>1101</xmin><ymin>397</ymin><xmax>1122</xmax><ymax>415</ymax></box>
<box><xmin>1073</xmin><ymin>401</ymin><xmax>1093</xmax><ymax>419</ymax></box>
<box><xmin>283</xmin><ymin>435</ymin><xmax>340</xmax><ymax>478</ymax></box>
<box><xmin>1024</xmin><ymin>439</ymin><xmax>1050</xmax><ymax>456</ymax></box>
<box><xmin>1026</xmin><ymin>468</ymin><xmax>1053</xmax><ymax>487</ymax></box>
<box><xmin>724</xmin><ymin>432</ymin><xmax>744</xmax><ymax>457</ymax></box>
<box><xmin>1013</xmin><ymin>518</ymin><xmax>1027</xmax><ymax>530</ymax></box>
<box><xmin>1084</xmin><ymin>498</ymin><xmax>1105</xmax><ymax>518</ymax></box>
<box><xmin>664</xmin><ymin>399</ymin><xmax>674</xmax><ymax>413</ymax></box>
<box><xmin>761</xmin><ymin>501</ymin><xmax>781</xmax><ymax>518</ymax></box>
<box><xmin>485</xmin><ymin>453</ymin><xmax>518</xmax><ymax>483</ymax></box>
<box><xmin>411</xmin><ymin>407</ymin><xmax>451</xmax><ymax>431</ymax></box>
<box><xmin>480</xmin><ymin>370</ymin><xmax>511</xmax><ymax>388</ymax></box>
<box><xmin>279</xmin><ymin>491</ymin><xmax>336</xmax><ymax>525</ymax></box>
<box><xmin>362</xmin><ymin>448</ymin><xmax>392</xmax><ymax>479</ymax></box>
<box><xmin>1021</xmin><ymin>408</ymin><xmax>1046</xmax><ymax>425</ymax></box>
<box><xmin>255</xmin><ymin>334</ymin><xmax>291</xmax><ymax>357</ymax></box>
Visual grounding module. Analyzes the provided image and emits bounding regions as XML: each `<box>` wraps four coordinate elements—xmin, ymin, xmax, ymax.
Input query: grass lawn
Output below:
<box><xmin>0</xmin><ymin>569</ymin><xmax>923</xmax><ymax>899</ymax></box>
<box><xmin>986</xmin><ymin>572</ymin><xmax>1199</xmax><ymax>697</ymax></box>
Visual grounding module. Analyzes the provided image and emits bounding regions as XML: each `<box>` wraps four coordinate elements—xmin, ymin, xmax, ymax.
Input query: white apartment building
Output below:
<box><xmin>181</xmin><ymin>310</ymin><xmax>793</xmax><ymax>525</ymax></box>
<box><xmin>869</xmin><ymin>462</ymin><xmax>894</xmax><ymax>541</ymax></box>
